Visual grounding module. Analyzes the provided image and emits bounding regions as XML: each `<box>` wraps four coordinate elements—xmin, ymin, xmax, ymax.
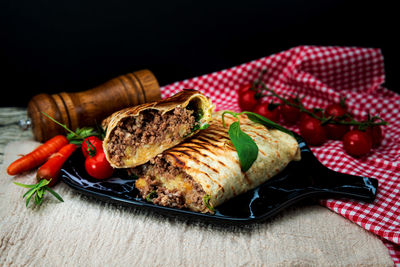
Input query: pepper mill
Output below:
<box><xmin>27</xmin><ymin>69</ymin><xmax>161</xmax><ymax>142</ymax></box>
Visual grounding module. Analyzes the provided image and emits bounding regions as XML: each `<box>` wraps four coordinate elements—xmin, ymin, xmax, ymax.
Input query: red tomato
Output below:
<box><xmin>253</xmin><ymin>103</ymin><xmax>280</xmax><ymax>122</ymax></box>
<box><xmin>280</xmin><ymin>98</ymin><xmax>301</xmax><ymax>124</ymax></box>
<box><xmin>325</xmin><ymin>103</ymin><xmax>347</xmax><ymax>118</ymax></box>
<box><xmin>82</xmin><ymin>136</ymin><xmax>103</xmax><ymax>158</ymax></box>
<box><xmin>238</xmin><ymin>89</ymin><xmax>258</xmax><ymax>111</ymax></box>
<box><xmin>324</xmin><ymin>123</ymin><xmax>350</xmax><ymax>140</ymax></box>
<box><xmin>366</xmin><ymin>125</ymin><xmax>383</xmax><ymax>148</ymax></box>
<box><xmin>342</xmin><ymin>130</ymin><xmax>372</xmax><ymax>157</ymax></box>
<box><xmin>299</xmin><ymin>116</ymin><xmax>327</xmax><ymax>146</ymax></box>
<box><xmin>85</xmin><ymin>150</ymin><xmax>114</xmax><ymax>179</ymax></box>
<box><xmin>238</xmin><ymin>84</ymin><xmax>252</xmax><ymax>94</ymax></box>
<box><xmin>299</xmin><ymin>108</ymin><xmax>323</xmax><ymax>124</ymax></box>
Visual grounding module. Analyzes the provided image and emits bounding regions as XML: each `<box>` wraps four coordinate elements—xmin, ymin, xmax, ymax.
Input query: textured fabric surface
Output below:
<box><xmin>161</xmin><ymin>45</ymin><xmax>400</xmax><ymax>264</ymax></box>
<box><xmin>0</xmin><ymin>107</ymin><xmax>31</xmax><ymax>163</ymax></box>
<box><xmin>0</xmin><ymin>141</ymin><xmax>393</xmax><ymax>267</ymax></box>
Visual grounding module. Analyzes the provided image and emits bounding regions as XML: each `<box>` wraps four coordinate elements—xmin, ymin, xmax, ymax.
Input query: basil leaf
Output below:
<box><xmin>228</xmin><ymin>121</ymin><xmax>259</xmax><ymax>172</ymax></box>
<box><xmin>243</xmin><ymin>112</ymin><xmax>294</xmax><ymax>137</ymax></box>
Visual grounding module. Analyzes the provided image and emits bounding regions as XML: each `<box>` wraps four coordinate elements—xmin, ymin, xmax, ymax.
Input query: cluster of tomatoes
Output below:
<box><xmin>81</xmin><ymin>136</ymin><xmax>114</xmax><ymax>179</ymax></box>
<box><xmin>238</xmin><ymin>84</ymin><xmax>385</xmax><ymax>157</ymax></box>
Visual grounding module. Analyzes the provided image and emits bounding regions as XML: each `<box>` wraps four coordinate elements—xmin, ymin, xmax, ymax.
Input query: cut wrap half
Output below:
<box><xmin>133</xmin><ymin>111</ymin><xmax>301</xmax><ymax>213</ymax></box>
<box><xmin>102</xmin><ymin>89</ymin><xmax>214</xmax><ymax>168</ymax></box>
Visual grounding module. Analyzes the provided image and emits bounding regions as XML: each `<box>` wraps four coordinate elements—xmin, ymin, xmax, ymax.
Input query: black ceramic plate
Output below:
<box><xmin>61</xmin><ymin>135</ymin><xmax>378</xmax><ymax>225</ymax></box>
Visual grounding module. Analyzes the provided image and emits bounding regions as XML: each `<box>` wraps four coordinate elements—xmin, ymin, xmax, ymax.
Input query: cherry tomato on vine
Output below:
<box><xmin>280</xmin><ymin>98</ymin><xmax>302</xmax><ymax>124</ymax></box>
<box><xmin>85</xmin><ymin>150</ymin><xmax>114</xmax><ymax>180</ymax></box>
<box><xmin>81</xmin><ymin>136</ymin><xmax>103</xmax><ymax>158</ymax></box>
<box><xmin>325</xmin><ymin>103</ymin><xmax>347</xmax><ymax>118</ymax></box>
<box><xmin>238</xmin><ymin>89</ymin><xmax>258</xmax><ymax>111</ymax></box>
<box><xmin>342</xmin><ymin>130</ymin><xmax>372</xmax><ymax>157</ymax></box>
<box><xmin>253</xmin><ymin>102</ymin><xmax>280</xmax><ymax>122</ymax></box>
<box><xmin>299</xmin><ymin>108</ymin><xmax>323</xmax><ymax>124</ymax></box>
<box><xmin>299</xmin><ymin>116</ymin><xmax>327</xmax><ymax>146</ymax></box>
<box><xmin>366</xmin><ymin>125</ymin><xmax>383</xmax><ymax>148</ymax></box>
<box><xmin>238</xmin><ymin>84</ymin><xmax>252</xmax><ymax>94</ymax></box>
<box><xmin>324</xmin><ymin>123</ymin><xmax>350</xmax><ymax>140</ymax></box>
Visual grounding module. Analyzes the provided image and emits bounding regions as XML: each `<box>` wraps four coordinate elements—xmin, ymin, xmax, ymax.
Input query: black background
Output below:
<box><xmin>1</xmin><ymin>0</ymin><xmax>398</xmax><ymax>107</ymax></box>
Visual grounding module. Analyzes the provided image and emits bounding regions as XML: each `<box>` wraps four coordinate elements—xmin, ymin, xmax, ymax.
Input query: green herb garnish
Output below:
<box><xmin>223</xmin><ymin>112</ymin><xmax>258</xmax><ymax>172</ymax></box>
<box><xmin>199</xmin><ymin>122</ymin><xmax>209</xmax><ymax>130</ymax></box>
<box><xmin>191</xmin><ymin>122</ymin><xmax>210</xmax><ymax>133</ymax></box>
<box><xmin>14</xmin><ymin>179</ymin><xmax>64</xmax><ymax>207</ymax></box>
<box><xmin>66</xmin><ymin>127</ymin><xmax>102</xmax><ymax>145</ymax></box>
<box><xmin>42</xmin><ymin>112</ymin><xmax>104</xmax><ymax>145</ymax></box>
<box><xmin>203</xmin><ymin>194</ymin><xmax>214</xmax><ymax>212</ymax></box>
<box><xmin>145</xmin><ymin>190</ymin><xmax>157</xmax><ymax>203</ymax></box>
<box><xmin>242</xmin><ymin>111</ymin><xmax>294</xmax><ymax>137</ymax></box>
<box><xmin>222</xmin><ymin>111</ymin><xmax>293</xmax><ymax>172</ymax></box>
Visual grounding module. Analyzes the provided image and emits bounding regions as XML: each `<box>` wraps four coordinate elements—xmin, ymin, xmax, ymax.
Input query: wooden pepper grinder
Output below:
<box><xmin>27</xmin><ymin>69</ymin><xmax>161</xmax><ymax>142</ymax></box>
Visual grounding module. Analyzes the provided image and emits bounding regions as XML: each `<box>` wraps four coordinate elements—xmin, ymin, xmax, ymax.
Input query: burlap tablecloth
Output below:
<box><xmin>0</xmin><ymin>108</ymin><xmax>393</xmax><ymax>266</ymax></box>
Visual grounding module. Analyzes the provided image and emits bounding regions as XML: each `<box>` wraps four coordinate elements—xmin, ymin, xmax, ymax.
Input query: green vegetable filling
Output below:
<box><xmin>203</xmin><ymin>194</ymin><xmax>215</xmax><ymax>212</ymax></box>
<box><xmin>145</xmin><ymin>190</ymin><xmax>157</xmax><ymax>203</ymax></box>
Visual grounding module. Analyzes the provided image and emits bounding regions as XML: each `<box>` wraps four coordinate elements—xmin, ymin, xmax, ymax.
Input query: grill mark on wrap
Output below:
<box><xmin>202</xmin><ymin>127</ymin><xmax>229</xmax><ymax>138</ymax></box>
<box><xmin>185</xmin><ymin>139</ymin><xmax>210</xmax><ymax>150</ymax></box>
<box><xmin>240</xmin><ymin>128</ymin><xmax>269</xmax><ymax>141</ymax></box>
<box><xmin>196</xmin><ymin>135</ymin><xmax>229</xmax><ymax>147</ymax></box>
<box><xmin>174</xmin><ymin>145</ymin><xmax>227</xmax><ymax>168</ymax></box>
<box><xmin>191</xmin><ymin>138</ymin><xmax>221</xmax><ymax>150</ymax></box>
<box><xmin>174</xmin><ymin>145</ymin><xmax>209</xmax><ymax>158</ymax></box>
<box><xmin>243</xmin><ymin>173</ymin><xmax>252</xmax><ymax>185</ymax></box>
<box><xmin>179</xmin><ymin>138</ymin><xmax>231</xmax><ymax>168</ymax></box>
<box><xmin>173</xmin><ymin>149</ymin><xmax>220</xmax><ymax>174</ymax></box>
<box><xmin>231</xmin><ymin>185</ymin><xmax>237</xmax><ymax>197</ymax></box>
<box><xmin>167</xmin><ymin>150</ymin><xmax>225</xmax><ymax>193</ymax></box>
<box><xmin>165</xmin><ymin>152</ymin><xmax>186</xmax><ymax>168</ymax></box>
<box><xmin>192</xmin><ymin>136</ymin><xmax>236</xmax><ymax>155</ymax></box>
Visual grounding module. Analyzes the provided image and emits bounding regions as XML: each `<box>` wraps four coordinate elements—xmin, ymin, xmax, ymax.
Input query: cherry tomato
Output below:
<box><xmin>238</xmin><ymin>89</ymin><xmax>258</xmax><ymax>111</ymax></box>
<box><xmin>280</xmin><ymin>98</ymin><xmax>301</xmax><ymax>124</ymax></box>
<box><xmin>342</xmin><ymin>130</ymin><xmax>372</xmax><ymax>157</ymax></box>
<box><xmin>324</xmin><ymin>123</ymin><xmax>350</xmax><ymax>140</ymax></box>
<box><xmin>85</xmin><ymin>150</ymin><xmax>114</xmax><ymax>179</ymax></box>
<box><xmin>325</xmin><ymin>103</ymin><xmax>347</xmax><ymax>118</ymax></box>
<box><xmin>366</xmin><ymin>125</ymin><xmax>383</xmax><ymax>148</ymax></box>
<box><xmin>82</xmin><ymin>136</ymin><xmax>103</xmax><ymax>158</ymax></box>
<box><xmin>299</xmin><ymin>116</ymin><xmax>327</xmax><ymax>146</ymax></box>
<box><xmin>299</xmin><ymin>108</ymin><xmax>323</xmax><ymax>124</ymax></box>
<box><xmin>253</xmin><ymin>102</ymin><xmax>280</xmax><ymax>122</ymax></box>
<box><xmin>238</xmin><ymin>84</ymin><xmax>252</xmax><ymax>94</ymax></box>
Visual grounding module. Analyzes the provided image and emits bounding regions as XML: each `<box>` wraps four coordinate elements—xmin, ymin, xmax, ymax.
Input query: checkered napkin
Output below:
<box><xmin>160</xmin><ymin>46</ymin><xmax>400</xmax><ymax>265</ymax></box>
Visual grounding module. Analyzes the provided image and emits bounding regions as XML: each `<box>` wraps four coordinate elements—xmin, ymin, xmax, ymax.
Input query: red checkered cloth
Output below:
<box><xmin>161</xmin><ymin>46</ymin><xmax>400</xmax><ymax>266</ymax></box>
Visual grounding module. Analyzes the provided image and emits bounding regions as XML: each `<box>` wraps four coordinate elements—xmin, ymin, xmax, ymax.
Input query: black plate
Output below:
<box><xmin>61</xmin><ymin>135</ymin><xmax>378</xmax><ymax>225</ymax></box>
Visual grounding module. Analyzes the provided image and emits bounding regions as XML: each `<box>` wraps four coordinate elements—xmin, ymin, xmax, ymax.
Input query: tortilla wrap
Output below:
<box><xmin>102</xmin><ymin>89</ymin><xmax>214</xmax><ymax>168</ymax></box>
<box><xmin>134</xmin><ymin>111</ymin><xmax>301</xmax><ymax>213</ymax></box>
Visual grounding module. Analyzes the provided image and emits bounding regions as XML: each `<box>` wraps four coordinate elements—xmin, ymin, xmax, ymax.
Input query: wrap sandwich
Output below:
<box><xmin>133</xmin><ymin>111</ymin><xmax>301</xmax><ymax>213</ymax></box>
<box><xmin>102</xmin><ymin>89</ymin><xmax>214</xmax><ymax>168</ymax></box>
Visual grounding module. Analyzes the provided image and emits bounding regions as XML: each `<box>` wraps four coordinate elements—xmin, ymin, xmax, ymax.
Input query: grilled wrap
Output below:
<box><xmin>133</xmin><ymin>111</ymin><xmax>301</xmax><ymax>213</ymax></box>
<box><xmin>102</xmin><ymin>89</ymin><xmax>214</xmax><ymax>168</ymax></box>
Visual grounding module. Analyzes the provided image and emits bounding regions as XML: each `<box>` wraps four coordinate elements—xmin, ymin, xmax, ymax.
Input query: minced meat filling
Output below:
<box><xmin>107</xmin><ymin>107</ymin><xmax>197</xmax><ymax>167</ymax></box>
<box><xmin>133</xmin><ymin>156</ymin><xmax>206</xmax><ymax>210</ymax></box>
